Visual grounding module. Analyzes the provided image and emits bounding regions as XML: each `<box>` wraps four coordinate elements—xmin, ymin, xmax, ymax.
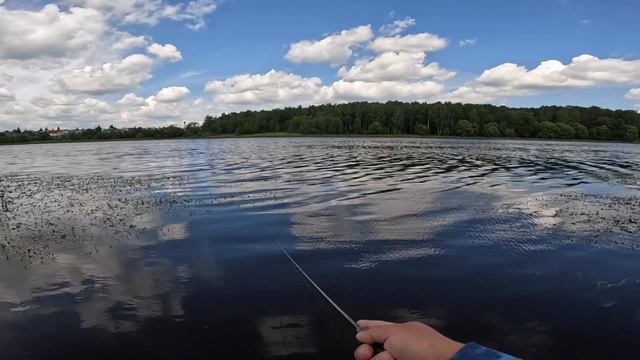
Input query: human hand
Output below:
<box><xmin>354</xmin><ymin>320</ymin><xmax>464</xmax><ymax>360</ymax></box>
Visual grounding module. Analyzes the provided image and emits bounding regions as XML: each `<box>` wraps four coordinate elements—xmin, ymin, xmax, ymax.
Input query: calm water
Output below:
<box><xmin>1</xmin><ymin>138</ymin><xmax>639</xmax><ymax>359</ymax></box>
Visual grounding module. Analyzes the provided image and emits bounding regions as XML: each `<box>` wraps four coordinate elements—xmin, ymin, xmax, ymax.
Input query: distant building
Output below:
<box><xmin>48</xmin><ymin>129</ymin><xmax>64</xmax><ymax>137</ymax></box>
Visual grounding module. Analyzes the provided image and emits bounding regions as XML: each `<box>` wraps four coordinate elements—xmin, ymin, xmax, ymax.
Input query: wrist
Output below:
<box><xmin>442</xmin><ymin>340</ymin><xmax>465</xmax><ymax>360</ymax></box>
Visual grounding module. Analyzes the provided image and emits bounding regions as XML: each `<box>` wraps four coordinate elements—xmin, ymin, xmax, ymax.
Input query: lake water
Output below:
<box><xmin>0</xmin><ymin>137</ymin><xmax>639</xmax><ymax>359</ymax></box>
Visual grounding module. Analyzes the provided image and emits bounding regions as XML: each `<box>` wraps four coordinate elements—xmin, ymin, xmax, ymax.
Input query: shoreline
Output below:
<box><xmin>1</xmin><ymin>133</ymin><xmax>638</xmax><ymax>147</ymax></box>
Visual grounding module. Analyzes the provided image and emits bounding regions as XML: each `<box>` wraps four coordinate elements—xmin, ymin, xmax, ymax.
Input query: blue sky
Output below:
<box><xmin>150</xmin><ymin>0</ymin><xmax>640</xmax><ymax>100</ymax></box>
<box><xmin>0</xmin><ymin>0</ymin><xmax>639</xmax><ymax>130</ymax></box>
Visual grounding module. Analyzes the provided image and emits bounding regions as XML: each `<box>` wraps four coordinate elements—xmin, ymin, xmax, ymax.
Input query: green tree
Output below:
<box><xmin>482</xmin><ymin>122</ymin><xmax>500</xmax><ymax>137</ymax></box>
<box><xmin>456</xmin><ymin>120</ymin><xmax>478</xmax><ymax>137</ymax></box>
<box><xmin>625</xmin><ymin>126</ymin><xmax>639</xmax><ymax>142</ymax></box>
<box><xmin>590</xmin><ymin>125</ymin><xmax>611</xmax><ymax>140</ymax></box>
<box><xmin>368</xmin><ymin>121</ymin><xmax>384</xmax><ymax>135</ymax></box>
<box><xmin>536</xmin><ymin>121</ymin><xmax>558</xmax><ymax>139</ymax></box>
<box><xmin>555</xmin><ymin>123</ymin><xmax>576</xmax><ymax>139</ymax></box>
<box><xmin>571</xmin><ymin>123</ymin><xmax>588</xmax><ymax>139</ymax></box>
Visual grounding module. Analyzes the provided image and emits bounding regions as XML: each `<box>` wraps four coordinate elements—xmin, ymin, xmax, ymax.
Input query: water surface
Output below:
<box><xmin>1</xmin><ymin>138</ymin><xmax>639</xmax><ymax>359</ymax></box>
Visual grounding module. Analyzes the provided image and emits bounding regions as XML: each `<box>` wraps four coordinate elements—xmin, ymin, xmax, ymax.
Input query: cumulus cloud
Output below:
<box><xmin>22</xmin><ymin>86</ymin><xmax>200</xmax><ymax>129</ymax></box>
<box><xmin>204</xmin><ymin>24</ymin><xmax>458</xmax><ymax>113</ymax></box>
<box><xmin>379</xmin><ymin>17</ymin><xmax>416</xmax><ymax>36</ymax></box>
<box><xmin>203</xmin><ymin>66</ymin><xmax>448</xmax><ymax>112</ymax></box>
<box><xmin>479</xmin><ymin>55</ymin><xmax>640</xmax><ymax>89</ymax></box>
<box><xmin>205</xmin><ymin>70</ymin><xmax>325</xmax><ymax>106</ymax></box>
<box><xmin>117</xmin><ymin>93</ymin><xmax>147</xmax><ymax>106</ymax></box>
<box><xmin>370</xmin><ymin>33</ymin><xmax>448</xmax><ymax>53</ymax></box>
<box><xmin>625</xmin><ymin>88</ymin><xmax>640</xmax><ymax>100</ymax></box>
<box><xmin>0</xmin><ymin>4</ymin><xmax>106</xmax><ymax>60</ymax></box>
<box><xmin>436</xmin><ymin>86</ymin><xmax>498</xmax><ymax>104</ymax></box>
<box><xmin>53</xmin><ymin>43</ymin><xmax>182</xmax><ymax>95</ymax></box>
<box><xmin>116</xmin><ymin>87</ymin><xmax>201</xmax><ymax>125</ymax></box>
<box><xmin>0</xmin><ymin>3</ymin><xmax>197</xmax><ymax>130</ymax></box>
<box><xmin>442</xmin><ymin>54</ymin><xmax>640</xmax><ymax>103</ymax></box>
<box><xmin>66</xmin><ymin>0</ymin><xmax>218</xmax><ymax>30</ymax></box>
<box><xmin>147</xmin><ymin>43</ymin><xmax>183</xmax><ymax>62</ymax></box>
<box><xmin>0</xmin><ymin>87</ymin><xmax>15</xmax><ymax>102</ymax></box>
<box><xmin>328</xmin><ymin>80</ymin><xmax>443</xmax><ymax>102</ymax></box>
<box><xmin>30</xmin><ymin>94</ymin><xmax>115</xmax><ymax>121</ymax></box>
<box><xmin>54</xmin><ymin>54</ymin><xmax>156</xmax><ymax>95</ymax></box>
<box><xmin>337</xmin><ymin>52</ymin><xmax>455</xmax><ymax>82</ymax></box>
<box><xmin>154</xmin><ymin>86</ymin><xmax>190</xmax><ymax>103</ymax></box>
<box><xmin>285</xmin><ymin>25</ymin><xmax>374</xmax><ymax>66</ymax></box>
<box><xmin>113</xmin><ymin>32</ymin><xmax>148</xmax><ymax>50</ymax></box>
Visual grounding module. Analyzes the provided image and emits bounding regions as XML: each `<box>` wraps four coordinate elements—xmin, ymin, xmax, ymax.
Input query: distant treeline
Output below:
<box><xmin>0</xmin><ymin>124</ymin><xmax>200</xmax><ymax>144</ymax></box>
<box><xmin>202</xmin><ymin>102</ymin><xmax>640</xmax><ymax>142</ymax></box>
<box><xmin>2</xmin><ymin>102</ymin><xmax>639</xmax><ymax>144</ymax></box>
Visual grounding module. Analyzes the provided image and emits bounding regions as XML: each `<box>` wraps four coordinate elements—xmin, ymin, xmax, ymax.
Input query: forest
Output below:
<box><xmin>1</xmin><ymin>102</ymin><xmax>639</xmax><ymax>144</ymax></box>
<box><xmin>201</xmin><ymin>102</ymin><xmax>640</xmax><ymax>141</ymax></box>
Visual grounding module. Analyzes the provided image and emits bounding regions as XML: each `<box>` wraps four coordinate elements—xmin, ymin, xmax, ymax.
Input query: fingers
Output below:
<box><xmin>371</xmin><ymin>351</ymin><xmax>396</xmax><ymax>360</ymax></box>
<box><xmin>356</xmin><ymin>325</ymin><xmax>395</xmax><ymax>344</ymax></box>
<box><xmin>357</xmin><ymin>319</ymin><xmax>395</xmax><ymax>329</ymax></box>
<box><xmin>354</xmin><ymin>344</ymin><xmax>374</xmax><ymax>360</ymax></box>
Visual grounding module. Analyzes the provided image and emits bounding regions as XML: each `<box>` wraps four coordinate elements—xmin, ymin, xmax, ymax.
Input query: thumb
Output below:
<box><xmin>356</xmin><ymin>325</ymin><xmax>396</xmax><ymax>345</ymax></box>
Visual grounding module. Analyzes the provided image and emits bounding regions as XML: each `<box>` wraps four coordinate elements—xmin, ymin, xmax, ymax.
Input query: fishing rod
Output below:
<box><xmin>280</xmin><ymin>244</ymin><xmax>363</xmax><ymax>332</ymax></box>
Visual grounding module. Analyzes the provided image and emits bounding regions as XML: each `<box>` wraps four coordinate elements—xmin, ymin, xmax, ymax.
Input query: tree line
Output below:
<box><xmin>201</xmin><ymin>102</ymin><xmax>640</xmax><ymax>142</ymax></box>
<box><xmin>2</xmin><ymin>102</ymin><xmax>639</xmax><ymax>144</ymax></box>
<box><xmin>0</xmin><ymin>124</ymin><xmax>200</xmax><ymax>144</ymax></box>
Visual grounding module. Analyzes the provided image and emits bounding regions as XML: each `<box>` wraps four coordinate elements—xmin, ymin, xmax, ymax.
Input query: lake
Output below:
<box><xmin>1</xmin><ymin>137</ymin><xmax>639</xmax><ymax>359</ymax></box>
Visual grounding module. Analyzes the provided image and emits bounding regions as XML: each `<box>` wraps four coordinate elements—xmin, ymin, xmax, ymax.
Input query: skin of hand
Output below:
<box><xmin>354</xmin><ymin>320</ymin><xmax>465</xmax><ymax>360</ymax></box>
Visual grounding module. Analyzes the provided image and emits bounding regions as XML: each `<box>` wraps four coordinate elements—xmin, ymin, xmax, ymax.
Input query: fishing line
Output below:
<box><xmin>279</xmin><ymin>243</ymin><xmax>362</xmax><ymax>332</ymax></box>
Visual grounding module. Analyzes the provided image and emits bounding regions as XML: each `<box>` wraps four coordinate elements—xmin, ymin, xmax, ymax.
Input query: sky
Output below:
<box><xmin>1</xmin><ymin>0</ymin><xmax>640</xmax><ymax>130</ymax></box>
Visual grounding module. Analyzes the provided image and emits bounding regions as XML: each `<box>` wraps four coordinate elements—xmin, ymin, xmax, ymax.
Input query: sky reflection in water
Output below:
<box><xmin>0</xmin><ymin>138</ymin><xmax>639</xmax><ymax>359</ymax></box>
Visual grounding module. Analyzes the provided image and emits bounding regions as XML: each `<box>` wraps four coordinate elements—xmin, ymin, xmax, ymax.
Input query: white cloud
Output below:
<box><xmin>182</xmin><ymin>0</ymin><xmax>219</xmax><ymax>30</ymax></box>
<box><xmin>442</xmin><ymin>54</ymin><xmax>640</xmax><ymax>103</ymax></box>
<box><xmin>626</xmin><ymin>88</ymin><xmax>640</xmax><ymax>100</ymax></box>
<box><xmin>458</xmin><ymin>38</ymin><xmax>477</xmax><ymax>47</ymax></box>
<box><xmin>205</xmin><ymin>70</ymin><xmax>325</xmax><ymax>106</ymax></box>
<box><xmin>54</xmin><ymin>54</ymin><xmax>156</xmax><ymax>95</ymax></box>
<box><xmin>147</xmin><ymin>43</ymin><xmax>183</xmax><ymax>62</ymax></box>
<box><xmin>338</xmin><ymin>52</ymin><xmax>455</xmax><ymax>82</ymax></box>
<box><xmin>379</xmin><ymin>17</ymin><xmax>416</xmax><ymax>36</ymax></box>
<box><xmin>204</xmin><ymin>25</ymin><xmax>457</xmax><ymax>113</ymax></box>
<box><xmin>0</xmin><ymin>4</ymin><xmax>106</xmax><ymax>60</ymax></box>
<box><xmin>66</xmin><ymin>0</ymin><xmax>218</xmax><ymax>30</ymax></box>
<box><xmin>329</xmin><ymin>80</ymin><xmax>443</xmax><ymax>102</ymax></box>
<box><xmin>113</xmin><ymin>32</ymin><xmax>148</xmax><ymax>50</ymax></box>
<box><xmin>370</xmin><ymin>33</ymin><xmax>448</xmax><ymax>53</ymax></box>
<box><xmin>285</xmin><ymin>25</ymin><xmax>374</xmax><ymax>66</ymax></box>
<box><xmin>30</xmin><ymin>94</ymin><xmax>115</xmax><ymax>121</ymax></box>
<box><xmin>154</xmin><ymin>86</ymin><xmax>190</xmax><ymax>103</ymax></box>
<box><xmin>0</xmin><ymin>3</ymin><xmax>195</xmax><ymax>130</ymax></box>
<box><xmin>117</xmin><ymin>88</ymin><xmax>202</xmax><ymax>125</ymax></box>
<box><xmin>117</xmin><ymin>93</ymin><xmax>147</xmax><ymax>106</ymax></box>
<box><xmin>478</xmin><ymin>55</ymin><xmax>640</xmax><ymax>89</ymax></box>
<box><xmin>53</xmin><ymin>43</ymin><xmax>182</xmax><ymax>95</ymax></box>
<box><xmin>203</xmin><ymin>67</ymin><xmax>448</xmax><ymax>113</ymax></box>
<box><xmin>436</xmin><ymin>86</ymin><xmax>498</xmax><ymax>104</ymax></box>
<box><xmin>0</xmin><ymin>87</ymin><xmax>15</xmax><ymax>102</ymax></box>
<box><xmin>20</xmin><ymin>86</ymin><xmax>201</xmax><ymax>129</ymax></box>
